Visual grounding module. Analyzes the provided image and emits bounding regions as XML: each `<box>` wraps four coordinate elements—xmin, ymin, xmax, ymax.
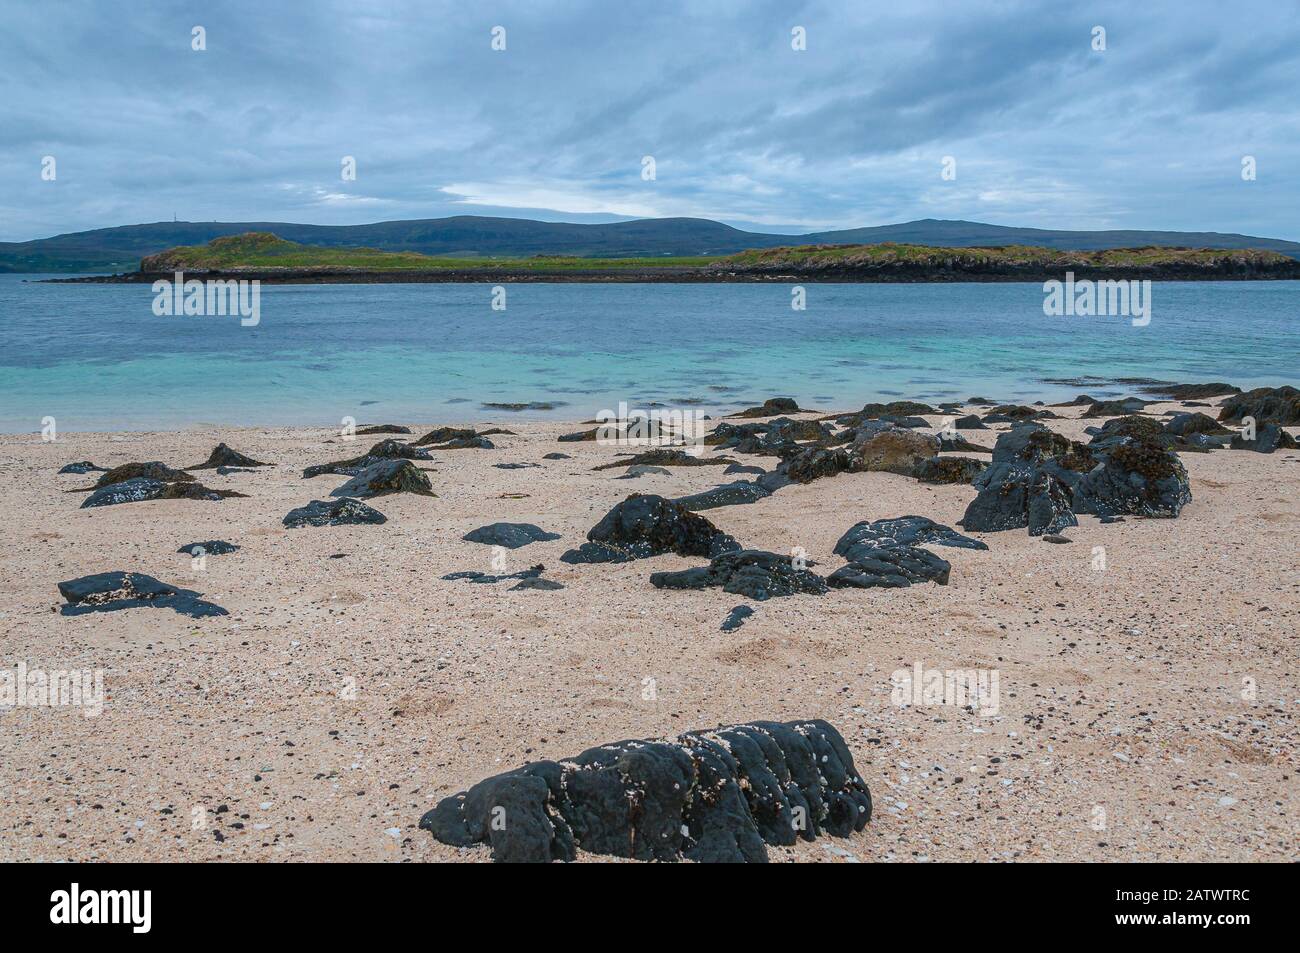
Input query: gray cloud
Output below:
<box><xmin>1</xmin><ymin>0</ymin><xmax>1296</xmax><ymax>241</ymax></box>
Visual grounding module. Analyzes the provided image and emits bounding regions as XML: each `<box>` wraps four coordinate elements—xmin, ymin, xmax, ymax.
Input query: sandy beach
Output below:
<box><xmin>0</xmin><ymin>397</ymin><xmax>1295</xmax><ymax>863</ymax></box>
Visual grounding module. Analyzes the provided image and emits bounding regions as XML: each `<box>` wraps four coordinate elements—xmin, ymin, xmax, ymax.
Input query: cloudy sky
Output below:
<box><xmin>2</xmin><ymin>0</ymin><xmax>1298</xmax><ymax>241</ymax></box>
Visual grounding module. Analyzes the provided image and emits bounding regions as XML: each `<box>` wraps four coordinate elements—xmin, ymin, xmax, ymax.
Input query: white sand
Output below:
<box><xmin>0</xmin><ymin>400</ymin><xmax>1295</xmax><ymax>862</ymax></box>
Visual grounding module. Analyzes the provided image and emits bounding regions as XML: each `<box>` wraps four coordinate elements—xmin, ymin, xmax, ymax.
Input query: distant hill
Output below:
<box><xmin>4</xmin><ymin>215</ymin><xmax>1299</xmax><ymax>273</ymax></box>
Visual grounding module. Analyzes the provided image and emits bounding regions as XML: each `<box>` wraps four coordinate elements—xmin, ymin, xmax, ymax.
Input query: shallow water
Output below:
<box><xmin>0</xmin><ymin>275</ymin><xmax>1296</xmax><ymax>432</ymax></box>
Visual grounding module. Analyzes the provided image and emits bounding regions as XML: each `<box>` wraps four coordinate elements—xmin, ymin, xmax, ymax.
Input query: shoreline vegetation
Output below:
<box><xmin>45</xmin><ymin>232</ymin><xmax>1300</xmax><ymax>284</ymax></box>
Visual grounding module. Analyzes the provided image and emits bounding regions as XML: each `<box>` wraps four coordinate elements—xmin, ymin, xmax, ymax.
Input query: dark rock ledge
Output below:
<box><xmin>420</xmin><ymin>718</ymin><xmax>871</xmax><ymax>863</ymax></box>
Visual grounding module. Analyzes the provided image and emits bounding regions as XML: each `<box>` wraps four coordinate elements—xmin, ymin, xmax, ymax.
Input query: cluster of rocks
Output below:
<box><xmin>420</xmin><ymin>718</ymin><xmax>871</xmax><ymax>863</ymax></box>
<box><xmin>77</xmin><ymin>461</ymin><xmax>247</xmax><ymax>509</ymax></box>
<box><xmin>303</xmin><ymin>439</ymin><xmax>432</xmax><ymax>478</ymax></box>
<box><xmin>961</xmin><ymin>418</ymin><xmax>1192</xmax><ymax>537</ymax></box>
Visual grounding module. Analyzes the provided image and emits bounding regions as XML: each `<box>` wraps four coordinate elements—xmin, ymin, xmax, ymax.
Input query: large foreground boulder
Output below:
<box><xmin>561</xmin><ymin>494</ymin><xmax>740</xmax><ymax>563</ymax></box>
<box><xmin>650</xmin><ymin>549</ymin><xmax>828</xmax><ymax>600</ymax></box>
<box><xmin>420</xmin><ymin>718</ymin><xmax>871</xmax><ymax>863</ymax></box>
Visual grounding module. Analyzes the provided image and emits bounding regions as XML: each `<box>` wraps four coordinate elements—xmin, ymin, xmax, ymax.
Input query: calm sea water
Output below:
<box><xmin>0</xmin><ymin>275</ymin><xmax>1296</xmax><ymax>433</ymax></box>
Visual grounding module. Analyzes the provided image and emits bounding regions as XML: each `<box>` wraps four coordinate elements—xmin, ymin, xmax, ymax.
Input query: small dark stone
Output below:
<box><xmin>616</xmin><ymin>465</ymin><xmax>672</xmax><ymax>479</ymax></box>
<box><xmin>509</xmin><ymin>577</ymin><xmax>565</xmax><ymax>591</ymax></box>
<box><xmin>834</xmin><ymin>516</ymin><xmax>987</xmax><ymax>558</ymax></box>
<box><xmin>674</xmin><ymin>481</ymin><xmax>772</xmax><ymax>511</ymax></box>
<box><xmin>1138</xmin><ymin>382</ymin><xmax>1240</xmax><ymax>400</ymax></box>
<box><xmin>94</xmin><ymin>462</ymin><xmax>194</xmax><ymax>487</ymax></box>
<box><xmin>81</xmin><ymin>477</ymin><xmax>244</xmax><ymax>508</ymax></box>
<box><xmin>355</xmin><ymin>424</ymin><xmax>412</xmax><ymax>435</ymax></box>
<box><xmin>283</xmin><ymin>497</ymin><xmax>387</xmax><ymax>528</ymax></box>
<box><xmin>304</xmin><ymin>439</ymin><xmax>432</xmax><ymax>478</ymax></box>
<box><xmin>827</xmin><ymin>545</ymin><xmax>951</xmax><ymax>588</ymax></box>
<box><xmin>189</xmin><ymin>443</ymin><xmax>269</xmax><ymax>470</ymax></box>
<box><xmin>912</xmin><ymin>455</ymin><xmax>989</xmax><ymax>485</ymax></box>
<box><xmin>1164</xmin><ymin>412</ymin><xmax>1233</xmax><ymax>438</ymax></box>
<box><xmin>482</xmin><ymin>401</ymin><xmax>561</xmax><ymax>411</ymax></box>
<box><xmin>1082</xmin><ymin>398</ymin><xmax>1153</xmax><ymax>418</ymax></box>
<box><xmin>987</xmin><ymin>404</ymin><xmax>1059</xmax><ymax>421</ymax></box>
<box><xmin>542</xmin><ymin>452</ymin><xmax>571</xmax><ymax>460</ymax></box>
<box><xmin>493</xmin><ymin>462</ymin><xmax>540</xmax><ymax>469</ymax></box>
<box><xmin>443</xmin><ymin>564</ymin><xmax>544</xmax><ymax>584</ymax></box>
<box><xmin>650</xmin><ymin>550</ymin><xmax>827</xmax><ymax>601</ymax></box>
<box><xmin>938</xmin><ymin>434</ymin><xmax>994</xmax><ymax>453</ymax></box>
<box><xmin>463</xmin><ymin>523</ymin><xmax>560</xmax><ymax>549</ymax></box>
<box><xmin>1229</xmin><ymin>422</ymin><xmax>1298</xmax><ymax>453</ymax></box>
<box><xmin>57</xmin><ymin>571</ymin><xmax>228</xmax><ymax>618</ymax></box>
<box><xmin>177</xmin><ymin>540</ymin><xmax>239</xmax><ymax>556</ymax></box>
<box><xmin>593</xmin><ymin>448</ymin><xmax>733</xmax><ymax>471</ymax></box>
<box><xmin>954</xmin><ymin>415</ymin><xmax>988</xmax><ymax>429</ymax></box>
<box><xmin>329</xmin><ymin>459</ymin><xmax>435</xmax><ymax>498</ymax></box>
<box><xmin>720</xmin><ymin>605</ymin><xmax>754</xmax><ymax>632</ymax></box>
<box><xmin>58</xmin><ymin>461</ymin><xmax>106</xmax><ymax>474</ymax></box>
<box><xmin>734</xmin><ymin>397</ymin><xmax>800</xmax><ymax>418</ymax></box>
<box><xmin>1042</xmin><ymin>534</ymin><xmax>1072</xmax><ymax>544</ymax></box>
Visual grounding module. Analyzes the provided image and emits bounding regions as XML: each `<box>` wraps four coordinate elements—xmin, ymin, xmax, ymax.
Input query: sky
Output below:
<box><xmin>2</xmin><ymin>0</ymin><xmax>1298</xmax><ymax>242</ymax></box>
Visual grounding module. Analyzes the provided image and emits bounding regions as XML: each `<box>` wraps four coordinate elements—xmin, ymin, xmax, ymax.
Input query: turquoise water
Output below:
<box><xmin>0</xmin><ymin>274</ymin><xmax>1296</xmax><ymax>433</ymax></box>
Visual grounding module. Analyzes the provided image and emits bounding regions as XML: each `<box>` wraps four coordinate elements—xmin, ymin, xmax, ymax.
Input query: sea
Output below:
<box><xmin>0</xmin><ymin>274</ymin><xmax>1295</xmax><ymax>433</ymax></box>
